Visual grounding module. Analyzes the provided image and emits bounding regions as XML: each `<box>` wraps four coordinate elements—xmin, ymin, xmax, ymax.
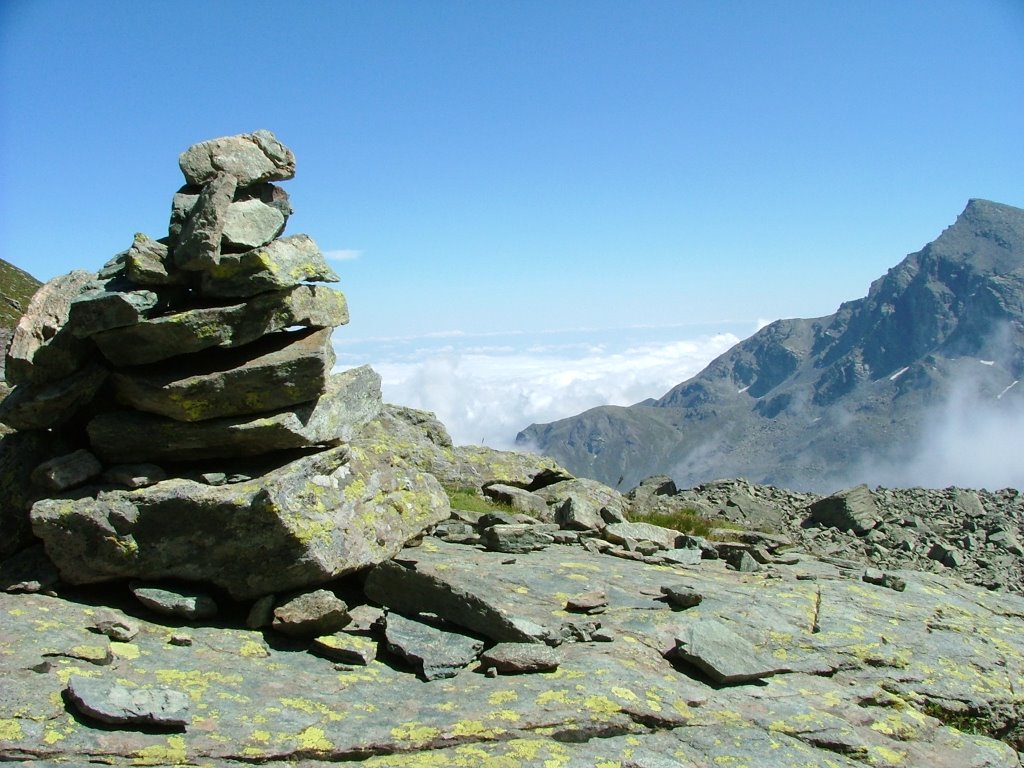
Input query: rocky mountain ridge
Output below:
<box><xmin>1</xmin><ymin>137</ymin><xmax>1023</xmax><ymax>766</ymax></box>
<box><xmin>518</xmin><ymin>199</ymin><xmax>1024</xmax><ymax>491</ymax></box>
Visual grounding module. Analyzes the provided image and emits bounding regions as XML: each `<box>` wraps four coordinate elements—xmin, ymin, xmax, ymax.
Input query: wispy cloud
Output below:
<box><xmin>323</xmin><ymin>248</ymin><xmax>361</xmax><ymax>262</ymax></box>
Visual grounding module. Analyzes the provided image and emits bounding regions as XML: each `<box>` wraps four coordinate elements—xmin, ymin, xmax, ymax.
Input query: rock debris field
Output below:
<box><xmin>0</xmin><ymin>132</ymin><xmax>1022</xmax><ymax>767</ymax></box>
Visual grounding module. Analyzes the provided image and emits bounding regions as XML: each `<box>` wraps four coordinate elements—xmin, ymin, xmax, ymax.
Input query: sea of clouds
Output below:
<box><xmin>334</xmin><ymin>324</ymin><xmax>745</xmax><ymax>449</ymax></box>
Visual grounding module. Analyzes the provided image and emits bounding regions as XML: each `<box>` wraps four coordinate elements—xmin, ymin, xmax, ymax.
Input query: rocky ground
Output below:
<box><xmin>2</xmin><ymin>405</ymin><xmax>1023</xmax><ymax>766</ymax></box>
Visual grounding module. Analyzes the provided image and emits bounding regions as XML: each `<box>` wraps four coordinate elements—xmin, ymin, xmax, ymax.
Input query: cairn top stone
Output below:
<box><xmin>178</xmin><ymin>130</ymin><xmax>296</xmax><ymax>187</ymax></box>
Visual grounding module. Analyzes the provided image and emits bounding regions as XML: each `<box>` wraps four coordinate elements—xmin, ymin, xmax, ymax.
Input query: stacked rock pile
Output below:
<box><xmin>0</xmin><ymin>131</ymin><xmax>449</xmax><ymax>598</ymax></box>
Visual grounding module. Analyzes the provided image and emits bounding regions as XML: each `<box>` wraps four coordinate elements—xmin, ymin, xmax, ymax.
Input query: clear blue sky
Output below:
<box><xmin>2</xmin><ymin>0</ymin><xmax>1022</xmax><ymax>341</ymax></box>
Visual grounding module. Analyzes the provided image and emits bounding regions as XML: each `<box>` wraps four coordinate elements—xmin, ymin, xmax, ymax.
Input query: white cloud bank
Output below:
<box><xmin>336</xmin><ymin>327</ymin><xmax>741</xmax><ymax>449</ymax></box>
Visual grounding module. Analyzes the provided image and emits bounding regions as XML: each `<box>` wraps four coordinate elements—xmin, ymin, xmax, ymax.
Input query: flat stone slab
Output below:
<box><xmin>130</xmin><ymin>584</ymin><xmax>218</xmax><ymax>621</ymax></box>
<box><xmin>480</xmin><ymin>642</ymin><xmax>560</xmax><ymax>674</ymax></box>
<box><xmin>198</xmin><ymin>234</ymin><xmax>338</xmax><ymax>298</ymax></box>
<box><xmin>383</xmin><ymin>612</ymin><xmax>484</xmax><ymax>681</ymax></box>
<box><xmin>88</xmin><ymin>364</ymin><xmax>381</xmax><ymax>463</ymax></box>
<box><xmin>673</xmin><ymin>619</ymin><xmax>787</xmax><ymax>684</ymax></box>
<box><xmin>111</xmin><ymin>327</ymin><xmax>335</xmax><ymax>422</ymax></box>
<box><xmin>0</xmin><ymin>363</ymin><xmax>108</xmax><ymax>431</ymax></box>
<box><xmin>65</xmin><ymin>675</ymin><xmax>190</xmax><ymax>728</ymax></box>
<box><xmin>92</xmin><ymin>284</ymin><xmax>348</xmax><ymax>367</ymax></box>
<box><xmin>603</xmin><ymin>521</ymin><xmax>682</xmax><ymax>550</ymax></box>
<box><xmin>271</xmin><ymin>590</ymin><xmax>350</xmax><ymax>639</ymax></box>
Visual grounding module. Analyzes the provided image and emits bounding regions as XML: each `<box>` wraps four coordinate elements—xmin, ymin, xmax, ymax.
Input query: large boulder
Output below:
<box><xmin>30</xmin><ymin>442</ymin><xmax>450</xmax><ymax>600</ymax></box>
<box><xmin>178</xmin><ymin>129</ymin><xmax>296</xmax><ymax>187</ymax></box>
<box><xmin>88</xmin><ymin>364</ymin><xmax>382</xmax><ymax>463</ymax></box>
<box><xmin>804</xmin><ymin>484</ymin><xmax>880</xmax><ymax>534</ymax></box>
<box><xmin>5</xmin><ymin>270</ymin><xmax>95</xmax><ymax>386</ymax></box>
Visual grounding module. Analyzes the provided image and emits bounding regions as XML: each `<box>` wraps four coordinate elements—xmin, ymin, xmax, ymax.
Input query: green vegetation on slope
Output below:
<box><xmin>0</xmin><ymin>259</ymin><xmax>41</xmax><ymax>328</ymax></box>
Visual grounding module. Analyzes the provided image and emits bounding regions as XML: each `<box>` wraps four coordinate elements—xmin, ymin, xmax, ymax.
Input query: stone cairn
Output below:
<box><xmin>0</xmin><ymin>131</ymin><xmax>448</xmax><ymax>600</ymax></box>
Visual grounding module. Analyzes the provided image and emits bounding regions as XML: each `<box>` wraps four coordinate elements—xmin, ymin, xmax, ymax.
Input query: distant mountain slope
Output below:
<box><xmin>0</xmin><ymin>258</ymin><xmax>41</xmax><ymax>329</ymax></box>
<box><xmin>518</xmin><ymin>199</ymin><xmax>1024</xmax><ymax>491</ymax></box>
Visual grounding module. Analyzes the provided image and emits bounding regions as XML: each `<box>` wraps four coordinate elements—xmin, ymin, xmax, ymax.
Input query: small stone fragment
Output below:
<box><xmin>101</xmin><ymin>463</ymin><xmax>167</xmax><ymax>489</ymax></box>
<box><xmin>481</xmin><ymin>524</ymin><xmax>553</xmax><ymax>554</ymax></box>
<box><xmin>272</xmin><ymin>589</ymin><xmax>350</xmax><ymax>638</ymax></box>
<box><xmin>30</xmin><ymin>449</ymin><xmax>103</xmax><ymax>492</ymax></box>
<box><xmin>246</xmin><ymin>594</ymin><xmax>276</xmax><ymax>630</ymax></box>
<box><xmin>565</xmin><ymin>589</ymin><xmax>608</xmax><ymax>614</ymax></box>
<box><xmin>479</xmin><ymin>642</ymin><xmax>560</xmax><ymax>674</ymax></box>
<box><xmin>660</xmin><ymin>584</ymin><xmax>704</xmax><ymax>609</ymax></box>
<box><xmin>726</xmin><ymin>549</ymin><xmax>761</xmax><ymax>573</ymax></box>
<box><xmin>91</xmin><ymin>612</ymin><xmax>140</xmax><ymax>642</ymax></box>
<box><xmin>311</xmin><ymin>632</ymin><xmax>377</xmax><ymax>666</ymax></box>
<box><xmin>131</xmin><ymin>583</ymin><xmax>218</xmax><ymax>620</ymax></box>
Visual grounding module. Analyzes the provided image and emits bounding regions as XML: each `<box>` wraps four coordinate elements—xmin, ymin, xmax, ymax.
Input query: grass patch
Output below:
<box><xmin>0</xmin><ymin>258</ymin><xmax>41</xmax><ymax>328</ymax></box>
<box><xmin>444</xmin><ymin>487</ymin><xmax>516</xmax><ymax>516</ymax></box>
<box><xmin>631</xmin><ymin>507</ymin><xmax>742</xmax><ymax>538</ymax></box>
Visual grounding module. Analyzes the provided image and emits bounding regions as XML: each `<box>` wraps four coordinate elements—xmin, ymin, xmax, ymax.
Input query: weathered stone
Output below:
<box><xmin>364</xmin><ymin>559</ymin><xmax>548</xmax><ymax>644</ymax></box>
<box><xmin>272</xmin><ymin>589</ymin><xmax>350</xmax><ymax>638</ymax></box>
<box><xmin>101</xmin><ymin>463</ymin><xmax>167</xmax><ymax>489</ymax></box>
<box><xmin>88</xmin><ymin>364</ymin><xmax>381</xmax><ymax>463</ymax></box>
<box><xmin>66</xmin><ymin>279</ymin><xmax>163</xmax><ymax>338</ymax></box>
<box><xmin>5</xmin><ymin>270</ymin><xmax>94</xmax><ymax>386</ymax></box>
<box><xmin>65</xmin><ymin>675</ymin><xmax>190</xmax><ymax>728</ymax></box>
<box><xmin>91</xmin><ymin>611</ymin><xmax>140</xmax><ymax>642</ymax></box>
<box><xmin>32</xmin><ymin>442</ymin><xmax>449</xmax><ymax>600</ymax></box>
<box><xmin>111</xmin><ymin>327</ymin><xmax>335</xmax><ymax>422</ymax></box>
<box><xmin>178</xmin><ymin>130</ymin><xmax>295</xmax><ymax>187</ymax></box>
<box><xmin>483</xmin><ymin>483</ymin><xmax>550</xmax><ymax>518</ymax></box>
<box><xmin>565</xmin><ymin>589</ymin><xmax>607</xmax><ymax>614</ymax></box>
<box><xmin>125</xmin><ymin>233</ymin><xmax>188</xmax><ymax>286</ymax></box>
<box><xmin>928</xmin><ymin>541</ymin><xmax>966</xmax><ymax>568</ymax></box>
<box><xmin>222</xmin><ymin>188</ymin><xmax>288</xmax><ymax>250</ymax></box>
<box><xmin>480</xmin><ymin>642</ymin><xmax>560</xmax><ymax>674</ymax></box>
<box><xmin>30</xmin><ymin>449</ymin><xmax>102</xmax><ymax>492</ymax></box>
<box><xmin>130</xmin><ymin>584</ymin><xmax>218</xmax><ymax>620</ymax></box>
<box><xmin>310</xmin><ymin>632</ymin><xmax>377</xmax><ymax>665</ymax></box>
<box><xmin>726</xmin><ymin>549</ymin><xmax>761</xmax><ymax>573</ymax></box>
<box><xmin>673</xmin><ymin>620</ymin><xmax>786</xmax><ymax>684</ymax></box>
<box><xmin>93</xmin><ymin>284</ymin><xmax>348</xmax><ymax>366</ymax></box>
<box><xmin>481</xmin><ymin>523</ymin><xmax>553</xmax><ymax>554</ymax></box>
<box><xmin>603</xmin><ymin>521</ymin><xmax>681</xmax><ymax>551</ymax></box>
<box><xmin>0</xmin><ymin>363</ymin><xmax>108</xmax><ymax>431</ymax></box>
<box><xmin>805</xmin><ymin>484</ymin><xmax>880</xmax><ymax>534</ymax></box>
<box><xmin>659</xmin><ymin>547</ymin><xmax>703</xmax><ymax>566</ymax></box>
<box><xmin>199</xmin><ymin>234</ymin><xmax>338</xmax><ymax>298</ymax></box>
<box><xmin>862</xmin><ymin>569</ymin><xmax>907</xmax><ymax>592</ymax></box>
<box><xmin>660</xmin><ymin>584</ymin><xmax>704</xmax><ymax>609</ymax></box>
<box><xmin>246</xmin><ymin>595</ymin><xmax>276</xmax><ymax>630</ymax></box>
<box><xmin>174</xmin><ymin>172</ymin><xmax>238</xmax><ymax>270</ymax></box>
<box><xmin>536</xmin><ymin>478</ymin><xmax>629</xmax><ymax>531</ymax></box>
<box><xmin>383</xmin><ymin>612</ymin><xmax>484</xmax><ymax>681</ymax></box>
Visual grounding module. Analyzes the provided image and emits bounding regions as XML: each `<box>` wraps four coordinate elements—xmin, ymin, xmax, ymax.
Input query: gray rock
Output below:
<box><xmin>222</xmin><ymin>189</ymin><xmax>288</xmax><ymax>250</ymax></box>
<box><xmin>130</xmin><ymin>583</ymin><xmax>218</xmax><ymax>620</ymax></box>
<box><xmin>383</xmin><ymin>612</ymin><xmax>484</xmax><ymax>681</ymax></box>
<box><xmin>565</xmin><ymin>589</ymin><xmax>608</xmax><ymax>614</ymax></box>
<box><xmin>198</xmin><ymin>234</ymin><xmax>338</xmax><ymax>298</ymax></box>
<box><xmin>65</xmin><ymin>675</ymin><xmax>190</xmax><ymax>728</ymax></box>
<box><xmin>479</xmin><ymin>642</ymin><xmax>560</xmax><ymax>674</ymax></box>
<box><xmin>725</xmin><ymin>549</ymin><xmax>761</xmax><ymax>573</ymax></box>
<box><xmin>5</xmin><ymin>270</ymin><xmax>94</xmax><ymax>386</ymax></box>
<box><xmin>125</xmin><ymin>233</ymin><xmax>187</xmax><ymax>286</ymax></box>
<box><xmin>174</xmin><ymin>171</ymin><xmax>237</xmax><ymax>270</ymax></box>
<box><xmin>0</xmin><ymin>363</ymin><xmax>108</xmax><ymax>431</ymax></box>
<box><xmin>481</xmin><ymin>523</ymin><xmax>554</xmax><ymax>554</ymax></box>
<box><xmin>271</xmin><ymin>589</ymin><xmax>350</xmax><ymax>638</ymax></box>
<box><xmin>88</xmin><ymin>365</ymin><xmax>381</xmax><ymax>463</ymax></box>
<box><xmin>482</xmin><ymin>483</ymin><xmax>550</xmax><ymax>518</ymax></box>
<box><xmin>66</xmin><ymin>279</ymin><xmax>162</xmax><ymax>338</ymax></box>
<box><xmin>672</xmin><ymin>619</ymin><xmax>785</xmax><ymax>684</ymax></box>
<box><xmin>245</xmin><ymin>595</ymin><xmax>276</xmax><ymax>630</ymax></box>
<box><xmin>30</xmin><ymin>449</ymin><xmax>102</xmax><ymax>492</ymax></box>
<box><xmin>659</xmin><ymin>547</ymin><xmax>703</xmax><ymax>566</ymax></box>
<box><xmin>178</xmin><ymin>130</ymin><xmax>296</xmax><ymax>187</ymax></box>
<box><xmin>928</xmin><ymin>541</ymin><xmax>966</xmax><ymax>568</ymax></box>
<box><xmin>92</xmin><ymin>284</ymin><xmax>348</xmax><ymax>366</ymax></box>
<box><xmin>535</xmin><ymin>478</ymin><xmax>628</xmax><ymax>530</ymax></box>
<box><xmin>805</xmin><ymin>484</ymin><xmax>880</xmax><ymax>534</ymax></box>
<box><xmin>660</xmin><ymin>584</ymin><xmax>703</xmax><ymax>609</ymax></box>
<box><xmin>91</xmin><ymin>612</ymin><xmax>140</xmax><ymax>642</ymax></box>
<box><xmin>862</xmin><ymin>568</ymin><xmax>907</xmax><ymax>592</ymax></box>
<box><xmin>603</xmin><ymin>521</ymin><xmax>681</xmax><ymax>551</ymax></box>
<box><xmin>101</xmin><ymin>463</ymin><xmax>167</xmax><ymax>489</ymax></box>
<box><xmin>364</xmin><ymin>560</ymin><xmax>547</xmax><ymax>644</ymax></box>
<box><xmin>310</xmin><ymin>632</ymin><xmax>377</xmax><ymax>666</ymax></box>
<box><xmin>32</xmin><ymin>442</ymin><xmax>449</xmax><ymax>600</ymax></box>
<box><xmin>111</xmin><ymin>327</ymin><xmax>334</xmax><ymax>422</ymax></box>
